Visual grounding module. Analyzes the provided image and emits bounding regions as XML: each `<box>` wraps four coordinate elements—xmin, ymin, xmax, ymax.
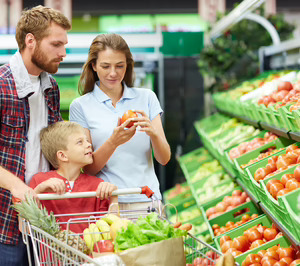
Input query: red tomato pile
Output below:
<box><xmin>257</xmin><ymin>81</ymin><xmax>300</xmax><ymax>109</ymax></box>
<box><xmin>242</xmin><ymin>244</ymin><xmax>300</xmax><ymax>266</ymax></box>
<box><xmin>186</xmin><ymin>251</ymin><xmax>220</xmax><ymax>266</ymax></box>
<box><xmin>254</xmin><ymin>145</ymin><xmax>300</xmax><ymax>183</ymax></box>
<box><xmin>212</xmin><ymin>213</ymin><xmax>259</xmax><ymax>237</ymax></box>
<box><xmin>266</xmin><ymin>166</ymin><xmax>300</xmax><ymax>199</ymax></box>
<box><xmin>229</xmin><ymin>132</ymin><xmax>278</xmax><ymax>160</ymax></box>
<box><xmin>220</xmin><ymin>224</ymin><xmax>283</xmax><ymax>257</ymax></box>
<box><xmin>205</xmin><ymin>190</ymin><xmax>251</xmax><ymax>220</ymax></box>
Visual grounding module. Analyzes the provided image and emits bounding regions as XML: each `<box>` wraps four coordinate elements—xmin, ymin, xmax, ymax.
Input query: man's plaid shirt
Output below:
<box><xmin>0</xmin><ymin>64</ymin><xmax>62</xmax><ymax>245</ymax></box>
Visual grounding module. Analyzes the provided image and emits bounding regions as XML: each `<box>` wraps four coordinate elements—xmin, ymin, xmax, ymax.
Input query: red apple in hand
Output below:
<box><xmin>120</xmin><ymin>110</ymin><xmax>138</xmax><ymax>128</ymax></box>
<box><xmin>94</xmin><ymin>240</ymin><xmax>114</xmax><ymax>253</ymax></box>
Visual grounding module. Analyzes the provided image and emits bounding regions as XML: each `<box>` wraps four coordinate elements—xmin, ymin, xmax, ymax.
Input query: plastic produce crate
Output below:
<box><xmin>207</xmin><ymin>201</ymin><xmax>262</xmax><ymax>238</ymax></box>
<box><xmin>245</xmin><ymin>143</ymin><xmax>300</xmax><ymax>201</ymax></box>
<box><xmin>55</xmin><ymin>75</ymin><xmax>80</xmax><ymax>110</ymax></box>
<box><xmin>178</xmin><ymin>147</ymin><xmax>213</xmax><ymax>178</ymax></box>
<box><xmin>234</xmin><ymin>136</ymin><xmax>294</xmax><ymax>182</ymax></box>
<box><xmin>214</xmin><ymin>214</ymin><xmax>289</xmax><ymax>264</ymax></box>
<box><xmin>163</xmin><ymin>181</ymin><xmax>192</xmax><ymax>203</ymax></box>
<box><xmin>270</xmin><ymin>104</ymin><xmax>289</xmax><ymax>130</ymax></box>
<box><xmin>281</xmin><ymin>105</ymin><xmax>300</xmax><ymax>132</ymax></box>
<box><xmin>260</xmin><ymin>165</ymin><xmax>300</xmax><ymax>239</ymax></box>
<box><xmin>281</xmin><ymin>188</ymin><xmax>300</xmax><ymax>242</ymax></box>
<box><xmin>235</xmin><ymin>235</ymin><xmax>291</xmax><ymax>265</ymax></box>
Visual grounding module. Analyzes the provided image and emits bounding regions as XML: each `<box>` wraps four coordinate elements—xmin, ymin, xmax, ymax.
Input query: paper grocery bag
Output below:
<box><xmin>117</xmin><ymin>237</ymin><xmax>185</xmax><ymax>266</ymax></box>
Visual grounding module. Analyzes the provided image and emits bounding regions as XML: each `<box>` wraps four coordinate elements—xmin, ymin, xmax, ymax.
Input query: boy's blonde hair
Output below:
<box><xmin>16</xmin><ymin>5</ymin><xmax>71</xmax><ymax>52</ymax></box>
<box><xmin>40</xmin><ymin>121</ymin><xmax>84</xmax><ymax>169</ymax></box>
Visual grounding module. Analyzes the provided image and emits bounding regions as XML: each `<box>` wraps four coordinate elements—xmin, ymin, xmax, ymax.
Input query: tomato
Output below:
<box><xmin>280</xmin><ymin>174</ymin><xmax>294</xmax><ymax>186</ymax></box>
<box><xmin>263</xmin><ymin>228</ymin><xmax>278</xmax><ymax>241</ymax></box>
<box><xmin>241</xmin><ymin>214</ymin><xmax>251</xmax><ymax>223</ymax></box>
<box><xmin>192</xmin><ymin>257</ymin><xmax>203</xmax><ymax>266</ymax></box>
<box><xmin>277</xmin><ymin>81</ymin><xmax>293</xmax><ymax>91</ymax></box>
<box><xmin>246</xmin><ymin>254</ymin><xmax>263</xmax><ymax>265</ymax></box>
<box><xmin>286</xmin><ymin>179</ymin><xmax>300</xmax><ymax>191</ymax></box>
<box><xmin>258</xmin><ymin>250</ymin><xmax>267</xmax><ymax>257</ymax></box>
<box><xmin>93</xmin><ymin>240</ymin><xmax>114</xmax><ymax>253</ymax></box>
<box><xmin>278</xmin><ymin>248</ymin><xmax>296</xmax><ymax>260</ymax></box>
<box><xmin>250</xmin><ymin>239</ymin><xmax>265</xmax><ymax>250</ymax></box>
<box><xmin>248</xmin><ymin>228</ymin><xmax>263</xmax><ymax>242</ymax></box>
<box><xmin>270</xmin><ymin>182</ymin><xmax>285</xmax><ymax>198</ymax></box>
<box><xmin>265</xmin><ymin>250</ymin><xmax>280</xmax><ymax>260</ymax></box>
<box><xmin>221</xmin><ymin>240</ymin><xmax>233</xmax><ymax>253</ymax></box>
<box><xmin>279</xmin><ymin>257</ymin><xmax>294</xmax><ymax>265</ymax></box>
<box><xmin>220</xmin><ymin>235</ymin><xmax>231</xmax><ymax>247</ymax></box>
<box><xmin>261</xmin><ymin>257</ymin><xmax>278</xmax><ymax>266</ymax></box>
<box><xmin>206</xmin><ymin>207</ymin><xmax>216</xmax><ymax>217</ymax></box>
<box><xmin>120</xmin><ymin>110</ymin><xmax>138</xmax><ymax>128</ymax></box>
<box><xmin>233</xmin><ymin>236</ymin><xmax>249</xmax><ymax>252</ymax></box>
<box><xmin>232</xmin><ymin>190</ymin><xmax>243</xmax><ymax>196</ymax></box>
<box><xmin>274</xmin><ymin>261</ymin><xmax>288</xmax><ymax>266</ymax></box>
<box><xmin>290</xmin><ymin>259</ymin><xmax>300</xmax><ymax>266</ymax></box>
<box><xmin>251</xmin><ymin>214</ymin><xmax>259</xmax><ymax>220</ymax></box>
<box><xmin>294</xmin><ymin>166</ymin><xmax>300</xmax><ymax>182</ymax></box>
<box><xmin>276</xmin><ymin>189</ymin><xmax>291</xmax><ymax>199</ymax></box>
<box><xmin>212</xmin><ymin>224</ymin><xmax>220</xmax><ymax>230</ymax></box>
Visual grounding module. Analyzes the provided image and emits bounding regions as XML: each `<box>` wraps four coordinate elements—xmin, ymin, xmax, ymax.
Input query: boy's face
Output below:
<box><xmin>63</xmin><ymin>129</ymin><xmax>93</xmax><ymax>167</ymax></box>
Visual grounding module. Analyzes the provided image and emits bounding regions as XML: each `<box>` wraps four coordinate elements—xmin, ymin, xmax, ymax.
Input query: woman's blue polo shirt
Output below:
<box><xmin>69</xmin><ymin>82</ymin><xmax>163</xmax><ymax>202</ymax></box>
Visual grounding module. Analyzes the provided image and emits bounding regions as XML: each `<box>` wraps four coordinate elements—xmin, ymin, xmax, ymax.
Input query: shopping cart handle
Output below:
<box><xmin>36</xmin><ymin>187</ymin><xmax>154</xmax><ymax>200</ymax></box>
<box><xmin>141</xmin><ymin>186</ymin><xmax>154</xmax><ymax>198</ymax></box>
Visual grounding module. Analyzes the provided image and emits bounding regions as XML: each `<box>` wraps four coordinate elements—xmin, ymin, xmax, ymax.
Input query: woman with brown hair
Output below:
<box><xmin>69</xmin><ymin>33</ymin><xmax>170</xmax><ymax>210</ymax></box>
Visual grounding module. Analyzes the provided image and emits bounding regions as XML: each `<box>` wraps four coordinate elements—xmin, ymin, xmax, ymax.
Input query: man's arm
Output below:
<box><xmin>0</xmin><ymin>166</ymin><xmax>36</xmax><ymax>200</ymax></box>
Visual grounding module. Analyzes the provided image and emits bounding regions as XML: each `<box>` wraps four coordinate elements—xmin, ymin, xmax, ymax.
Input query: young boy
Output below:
<box><xmin>29</xmin><ymin>121</ymin><xmax>118</xmax><ymax>233</ymax></box>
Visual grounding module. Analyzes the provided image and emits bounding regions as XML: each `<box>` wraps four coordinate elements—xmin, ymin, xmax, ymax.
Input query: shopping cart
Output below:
<box><xmin>19</xmin><ymin>187</ymin><xmax>222</xmax><ymax>266</ymax></box>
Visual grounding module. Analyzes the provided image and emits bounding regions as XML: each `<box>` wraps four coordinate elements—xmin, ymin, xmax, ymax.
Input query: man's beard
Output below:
<box><xmin>31</xmin><ymin>44</ymin><xmax>62</xmax><ymax>74</ymax></box>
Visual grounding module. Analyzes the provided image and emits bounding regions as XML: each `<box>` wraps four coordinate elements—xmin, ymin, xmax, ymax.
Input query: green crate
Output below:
<box><xmin>260</xmin><ymin>166</ymin><xmax>300</xmax><ymax>238</ymax></box>
<box><xmin>269</xmin><ymin>105</ymin><xmax>288</xmax><ymax>129</ymax></box>
<box><xmin>234</xmin><ymin>136</ymin><xmax>294</xmax><ymax>179</ymax></box>
<box><xmin>163</xmin><ymin>181</ymin><xmax>191</xmax><ymax>202</ymax></box>
<box><xmin>280</xmin><ymin>105</ymin><xmax>300</xmax><ymax>132</ymax></box>
<box><xmin>207</xmin><ymin>201</ymin><xmax>262</xmax><ymax>238</ymax></box>
<box><xmin>178</xmin><ymin>147</ymin><xmax>213</xmax><ymax>176</ymax></box>
<box><xmin>245</xmin><ymin>145</ymin><xmax>296</xmax><ymax>201</ymax></box>
<box><xmin>194</xmin><ymin>179</ymin><xmax>236</xmax><ymax>207</ymax></box>
<box><xmin>55</xmin><ymin>75</ymin><xmax>80</xmax><ymax>110</ymax></box>
<box><xmin>281</xmin><ymin>189</ymin><xmax>300</xmax><ymax>242</ymax></box>
<box><xmin>235</xmin><ymin>235</ymin><xmax>291</xmax><ymax>265</ymax></box>
<box><xmin>166</xmin><ymin>196</ymin><xmax>197</xmax><ymax>216</ymax></box>
<box><xmin>214</xmin><ymin>215</ymin><xmax>289</xmax><ymax>264</ymax></box>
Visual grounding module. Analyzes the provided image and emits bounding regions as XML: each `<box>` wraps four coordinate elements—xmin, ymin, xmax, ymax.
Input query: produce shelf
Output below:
<box><xmin>216</xmin><ymin>109</ymin><xmax>261</xmax><ymax>128</ymax></box>
<box><xmin>259</xmin><ymin>122</ymin><xmax>290</xmax><ymax>139</ymax></box>
<box><xmin>288</xmin><ymin>132</ymin><xmax>300</xmax><ymax>142</ymax></box>
<box><xmin>259</xmin><ymin>203</ymin><xmax>300</xmax><ymax>251</ymax></box>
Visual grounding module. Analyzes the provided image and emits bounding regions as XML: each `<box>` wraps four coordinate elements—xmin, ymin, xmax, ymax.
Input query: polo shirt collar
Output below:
<box><xmin>93</xmin><ymin>81</ymin><xmax>136</xmax><ymax>103</ymax></box>
<box><xmin>9</xmin><ymin>51</ymin><xmax>52</xmax><ymax>99</ymax></box>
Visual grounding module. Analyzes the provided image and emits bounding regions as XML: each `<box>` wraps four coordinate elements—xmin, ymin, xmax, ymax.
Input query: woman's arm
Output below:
<box><xmin>134</xmin><ymin>111</ymin><xmax>171</xmax><ymax>165</ymax></box>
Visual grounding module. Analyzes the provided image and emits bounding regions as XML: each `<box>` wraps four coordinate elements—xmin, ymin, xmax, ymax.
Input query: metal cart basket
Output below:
<box><xmin>19</xmin><ymin>187</ymin><xmax>221</xmax><ymax>266</ymax></box>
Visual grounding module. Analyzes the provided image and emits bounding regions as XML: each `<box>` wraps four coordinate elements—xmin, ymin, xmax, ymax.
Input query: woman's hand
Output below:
<box><xmin>108</xmin><ymin>117</ymin><xmax>137</xmax><ymax>148</ymax></box>
<box><xmin>132</xmin><ymin>110</ymin><xmax>157</xmax><ymax>137</ymax></box>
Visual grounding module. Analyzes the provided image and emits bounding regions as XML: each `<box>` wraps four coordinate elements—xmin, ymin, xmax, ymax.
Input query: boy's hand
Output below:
<box><xmin>96</xmin><ymin>182</ymin><xmax>118</xmax><ymax>200</ymax></box>
<box><xmin>35</xmin><ymin>178</ymin><xmax>66</xmax><ymax>195</ymax></box>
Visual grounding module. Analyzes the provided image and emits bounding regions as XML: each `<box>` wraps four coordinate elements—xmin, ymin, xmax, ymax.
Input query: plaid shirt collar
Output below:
<box><xmin>9</xmin><ymin>51</ymin><xmax>52</xmax><ymax>99</ymax></box>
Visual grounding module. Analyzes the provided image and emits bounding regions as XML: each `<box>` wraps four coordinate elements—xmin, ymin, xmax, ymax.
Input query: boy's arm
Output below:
<box><xmin>31</xmin><ymin>178</ymin><xmax>66</xmax><ymax>195</ymax></box>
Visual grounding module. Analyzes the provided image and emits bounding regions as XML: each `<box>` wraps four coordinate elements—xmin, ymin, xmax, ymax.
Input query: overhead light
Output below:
<box><xmin>209</xmin><ymin>0</ymin><xmax>265</xmax><ymax>39</ymax></box>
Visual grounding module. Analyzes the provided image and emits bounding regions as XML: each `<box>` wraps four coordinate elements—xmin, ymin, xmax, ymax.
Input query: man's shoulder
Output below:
<box><xmin>0</xmin><ymin>64</ymin><xmax>12</xmax><ymax>80</ymax></box>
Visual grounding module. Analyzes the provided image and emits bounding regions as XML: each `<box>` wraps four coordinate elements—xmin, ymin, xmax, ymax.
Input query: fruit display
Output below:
<box><xmin>241</xmin><ymin>147</ymin><xmax>285</xmax><ymax>169</ymax></box>
<box><xmin>205</xmin><ymin>189</ymin><xmax>251</xmax><ymax>220</ymax></box>
<box><xmin>187</xmin><ymin>250</ymin><xmax>221</xmax><ymax>266</ymax></box>
<box><xmin>253</xmin><ymin>144</ymin><xmax>300</xmax><ymax>183</ymax></box>
<box><xmin>191</xmin><ymin>160</ymin><xmax>223</xmax><ymax>182</ymax></box>
<box><xmin>266</xmin><ymin>166</ymin><xmax>300</xmax><ymax>199</ymax></box>
<box><xmin>229</xmin><ymin>132</ymin><xmax>278</xmax><ymax>160</ymax></box>
<box><xmin>165</xmin><ymin>183</ymin><xmax>191</xmax><ymax>201</ymax></box>
<box><xmin>242</xmin><ymin>244</ymin><xmax>300</xmax><ymax>266</ymax></box>
<box><xmin>212</xmin><ymin>213</ymin><xmax>259</xmax><ymax>237</ymax></box>
<box><xmin>220</xmin><ymin>223</ymin><xmax>283</xmax><ymax>257</ymax></box>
